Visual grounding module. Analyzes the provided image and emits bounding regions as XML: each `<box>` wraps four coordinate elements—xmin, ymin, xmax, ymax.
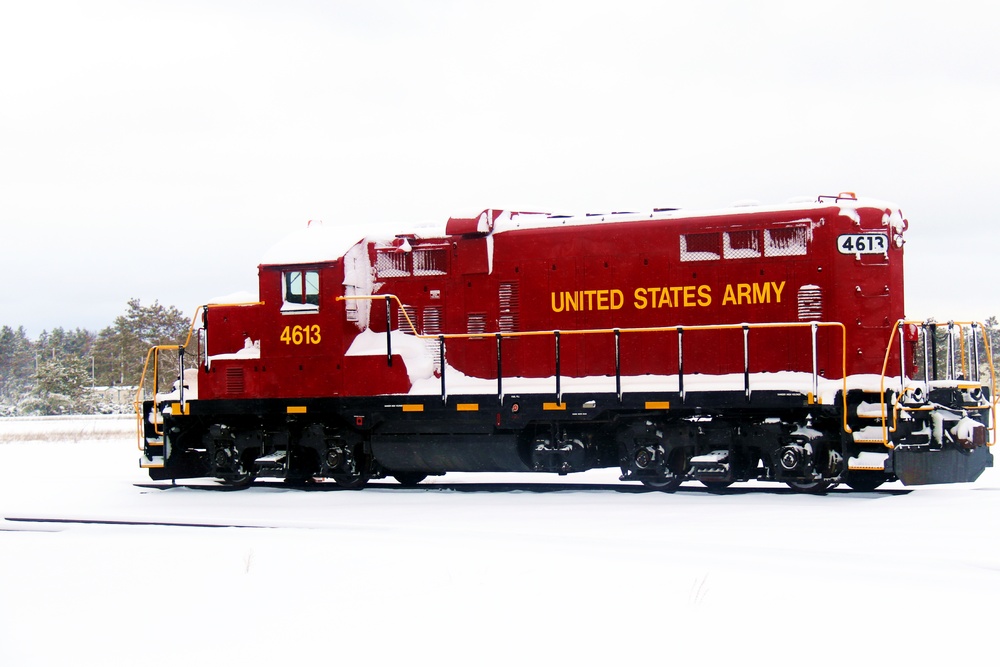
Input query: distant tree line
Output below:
<box><xmin>0</xmin><ymin>299</ymin><xmax>191</xmax><ymax>416</ymax></box>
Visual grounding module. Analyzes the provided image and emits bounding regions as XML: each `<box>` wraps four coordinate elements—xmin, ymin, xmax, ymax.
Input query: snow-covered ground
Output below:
<box><xmin>1</xmin><ymin>416</ymin><xmax>997</xmax><ymax>666</ymax></box>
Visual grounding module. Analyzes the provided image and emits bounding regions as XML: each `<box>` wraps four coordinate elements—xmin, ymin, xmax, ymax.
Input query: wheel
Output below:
<box><xmin>333</xmin><ymin>450</ymin><xmax>371</xmax><ymax>490</ymax></box>
<box><xmin>217</xmin><ymin>472</ymin><xmax>256</xmax><ymax>489</ymax></box>
<box><xmin>844</xmin><ymin>471</ymin><xmax>886</xmax><ymax>492</ymax></box>
<box><xmin>785</xmin><ymin>479</ymin><xmax>833</xmax><ymax>494</ymax></box>
<box><xmin>333</xmin><ymin>474</ymin><xmax>370</xmax><ymax>490</ymax></box>
<box><xmin>393</xmin><ymin>472</ymin><xmax>427</xmax><ymax>487</ymax></box>
<box><xmin>700</xmin><ymin>480</ymin><xmax>733</xmax><ymax>491</ymax></box>
<box><xmin>641</xmin><ymin>476</ymin><xmax>683</xmax><ymax>492</ymax></box>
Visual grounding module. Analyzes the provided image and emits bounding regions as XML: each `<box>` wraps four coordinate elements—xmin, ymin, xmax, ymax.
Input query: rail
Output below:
<box><xmin>339</xmin><ymin>294</ymin><xmax>851</xmax><ymax>432</ymax></box>
<box><xmin>877</xmin><ymin>319</ymin><xmax>998</xmax><ymax>448</ymax></box>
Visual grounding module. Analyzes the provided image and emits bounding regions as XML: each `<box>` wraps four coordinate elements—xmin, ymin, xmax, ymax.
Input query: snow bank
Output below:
<box><xmin>0</xmin><ymin>415</ymin><xmax>134</xmax><ymax>442</ymax></box>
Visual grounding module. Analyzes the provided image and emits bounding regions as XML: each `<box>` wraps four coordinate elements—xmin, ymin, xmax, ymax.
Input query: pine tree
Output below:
<box><xmin>0</xmin><ymin>325</ymin><xmax>36</xmax><ymax>415</ymax></box>
<box><xmin>91</xmin><ymin>299</ymin><xmax>192</xmax><ymax>388</ymax></box>
<box><xmin>19</xmin><ymin>355</ymin><xmax>96</xmax><ymax>415</ymax></box>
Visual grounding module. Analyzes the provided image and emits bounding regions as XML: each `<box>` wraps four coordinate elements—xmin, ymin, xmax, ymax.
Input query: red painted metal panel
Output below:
<box><xmin>200</xmin><ymin>199</ymin><xmax>907</xmax><ymax>400</ymax></box>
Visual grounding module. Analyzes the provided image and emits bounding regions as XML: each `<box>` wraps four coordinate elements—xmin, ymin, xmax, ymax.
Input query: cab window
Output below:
<box><xmin>282</xmin><ymin>270</ymin><xmax>319</xmax><ymax>312</ymax></box>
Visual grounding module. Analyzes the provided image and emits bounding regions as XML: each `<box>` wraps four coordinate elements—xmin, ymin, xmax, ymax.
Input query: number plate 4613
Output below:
<box><xmin>837</xmin><ymin>234</ymin><xmax>887</xmax><ymax>255</ymax></box>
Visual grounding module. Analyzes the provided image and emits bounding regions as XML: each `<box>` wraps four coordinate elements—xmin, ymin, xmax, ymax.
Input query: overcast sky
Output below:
<box><xmin>2</xmin><ymin>0</ymin><xmax>998</xmax><ymax>337</ymax></box>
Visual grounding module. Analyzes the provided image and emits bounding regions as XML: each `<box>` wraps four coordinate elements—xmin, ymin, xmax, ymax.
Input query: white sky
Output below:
<box><xmin>2</xmin><ymin>0</ymin><xmax>998</xmax><ymax>336</ymax></box>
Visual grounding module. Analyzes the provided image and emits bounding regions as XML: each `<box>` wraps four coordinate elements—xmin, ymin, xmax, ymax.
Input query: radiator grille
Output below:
<box><xmin>225</xmin><ymin>367</ymin><xmax>245</xmax><ymax>394</ymax></box>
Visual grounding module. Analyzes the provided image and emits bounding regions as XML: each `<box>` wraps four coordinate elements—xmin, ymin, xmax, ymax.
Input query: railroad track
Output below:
<box><xmin>132</xmin><ymin>480</ymin><xmax>912</xmax><ymax>495</ymax></box>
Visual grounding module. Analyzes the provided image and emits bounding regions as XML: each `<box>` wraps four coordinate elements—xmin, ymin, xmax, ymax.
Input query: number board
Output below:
<box><xmin>837</xmin><ymin>234</ymin><xmax>887</xmax><ymax>255</ymax></box>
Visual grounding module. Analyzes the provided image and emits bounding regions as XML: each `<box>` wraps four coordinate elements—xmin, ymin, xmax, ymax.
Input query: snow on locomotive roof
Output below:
<box><xmin>258</xmin><ymin>196</ymin><xmax>905</xmax><ymax>266</ymax></box>
<box><xmin>491</xmin><ymin>196</ymin><xmax>904</xmax><ymax>234</ymax></box>
<box><xmin>259</xmin><ymin>219</ymin><xmax>446</xmax><ymax>267</ymax></box>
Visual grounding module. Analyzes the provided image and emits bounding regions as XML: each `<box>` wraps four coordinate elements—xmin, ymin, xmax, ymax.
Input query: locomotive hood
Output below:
<box><xmin>256</xmin><ymin>197</ymin><xmax>907</xmax><ymax>268</ymax></box>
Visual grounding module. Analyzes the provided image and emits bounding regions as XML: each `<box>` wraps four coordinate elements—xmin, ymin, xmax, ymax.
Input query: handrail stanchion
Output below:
<box><xmin>929</xmin><ymin>322</ymin><xmax>938</xmax><ymax>381</ymax></box>
<box><xmin>614</xmin><ymin>328</ymin><xmax>622</xmax><ymax>403</ymax></box>
<box><xmin>947</xmin><ymin>321</ymin><xmax>955</xmax><ymax>380</ymax></box>
<box><xmin>678</xmin><ymin>326</ymin><xmax>685</xmax><ymax>405</ymax></box>
<box><xmin>385</xmin><ymin>296</ymin><xmax>393</xmax><ymax>367</ymax></box>
<box><xmin>810</xmin><ymin>322</ymin><xmax>818</xmax><ymax>401</ymax></box>
<box><xmin>439</xmin><ymin>335</ymin><xmax>446</xmax><ymax>403</ymax></box>
<box><xmin>897</xmin><ymin>321</ymin><xmax>906</xmax><ymax>390</ymax></box>
<box><xmin>554</xmin><ymin>330</ymin><xmax>562</xmax><ymax>405</ymax></box>
<box><xmin>178</xmin><ymin>347</ymin><xmax>186</xmax><ymax>410</ymax></box>
<box><xmin>743</xmin><ymin>324</ymin><xmax>751</xmax><ymax>402</ymax></box>
<box><xmin>153</xmin><ymin>347</ymin><xmax>160</xmax><ymax>399</ymax></box>
<box><xmin>496</xmin><ymin>333</ymin><xmax>503</xmax><ymax>405</ymax></box>
<box><xmin>921</xmin><ymin>323</ymin><xmax>930</xmax><ymax>383</ymax></box>
<box><xmin>971</xmin><ymin>323</ymin><xmax>980</xmax><ymax>383</ymax></box>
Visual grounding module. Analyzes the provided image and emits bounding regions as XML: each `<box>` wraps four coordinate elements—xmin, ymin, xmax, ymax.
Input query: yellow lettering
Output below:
<box><xmin>611</xmin><ymin>289</ymin><xmax>624</xmax><ymax>310</ymax></box>
<box><xmin>737</xmin><ymin>283</ymin><xmax>751</xmax><ymax>304</ymax></box>
<box><xmin>584</xmin><ymin>290</ymin><xmax>597</xmax><ymax>310</ymax></box>
<box><xmin>698</xmin><ymin>284</ymin><xmax>712</xmax><ymax>307</ymax></box>
<box><xmin>634</xmin><ymin>288</ymin><xmax>648</xmax><ymax>309</ymax></box>
<box><xmin>597</xmin><ymin>290</ymin><xmax>609</xmax><ymax>310</ymax></box>
<box><xmin>753</xmin><ymin>282</ymin><xmax>770</xmax><ymax>304</ymax></box>
<box><xmin>683</xmin><ymin>285</ymin><xmax>695</xmax><ymax>307</ymax></box>
<box><xmin>657</xmin><ymin>288</ymin><xmax>672</xmax><ymax>308</ymax></box>
<box><xmin>723</xmin><ymin>284</ymin><xmax>737</xmax><ymax>305</ymax></box>
<box><xmin>551</xmin><ymin>292</ymin><xmax>565</xmax><ymax>312</ymax></box>
<box><xmin>648</xmin><ymin>287</ymin><xmax>661</xmax><ymax>307</ymax></box>
<box><xmin>565</xmin><ymin>291</ymin><xmax>579</xmax><ymax>311</ymax></box>
<box><xmin>772</xmin><ymin>281</ymin><xmax>786</xmax><ymax>303</ymax></box>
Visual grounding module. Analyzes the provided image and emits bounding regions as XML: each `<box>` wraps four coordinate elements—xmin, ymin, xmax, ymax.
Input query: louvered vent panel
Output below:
<box><xmin>467</xmin><ymin>313</ymin><xmax>487</xmax><ymax>335</ymax></box>
<box><xmin>423</xmin><ymin>307</ymin><xmax>443</xmax><ymax>370</ymax></box>
<box><xmin>225</xmin><ymin>367</ymin><xmax>245</xmax><ymax>395</ymax></box>
<box><xmin>498</xmin><ymin>281</ymin><xmax>520</xmax><ymax>332</ymax></box>
<box><xmin>797</xmin><ymin>285</ymin><xmax>823</xmax><ymax>321</ymax></box>
<box><xmin>422</xmin><ymin>307</ymin><xmax>442</xmax><ymax>335</ymax></box>
<box><xmin>396</xmin><ymin>305</ymin><xmax>417</xmax><ymax>334</ymax></box>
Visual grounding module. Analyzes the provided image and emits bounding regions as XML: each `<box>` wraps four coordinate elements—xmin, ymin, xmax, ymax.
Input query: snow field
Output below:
<box><xmin>0</xmin><ymin>417</ymin><xmax>997</xmax><ymax>666</ymax></box>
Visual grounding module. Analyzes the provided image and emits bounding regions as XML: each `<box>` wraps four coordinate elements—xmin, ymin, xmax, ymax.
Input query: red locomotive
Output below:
<box><xmin>138</xmin><ymin>193</ymin><xmax>995</xmax><ymax>492</ymax></box>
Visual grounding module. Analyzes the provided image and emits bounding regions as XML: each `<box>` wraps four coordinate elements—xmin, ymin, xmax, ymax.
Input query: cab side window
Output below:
<box><xmin>282</xmin><ymin>270</ymin><xmax>319</xmax><ymax>312</ymax></box>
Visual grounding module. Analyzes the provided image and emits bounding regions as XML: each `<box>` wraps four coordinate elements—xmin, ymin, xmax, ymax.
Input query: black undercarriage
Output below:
<box><xmin>141</xmin><ymin>386</ymin><xmax>993</xmax><ymax>493</ymax></box>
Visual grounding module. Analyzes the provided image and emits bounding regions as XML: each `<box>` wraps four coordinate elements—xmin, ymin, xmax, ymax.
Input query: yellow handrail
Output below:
<box><xmin>338</xmin><ymin>294</ymin><xmax>851</xmax><ymax>432</ymax></box>
<box><xmin>133</xmin><ymin>306</ymin><xmax>208</xmax><ymax>450</ymax></box>
<box><xmin>133</xmin><ymin>344</ymin><xmax>181</xmax><ymax>448</ymax></box>
<box><xmin>878</xmin><ymin>320</ymin><xmax>998</xmax><ymax>448</ymax></box>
